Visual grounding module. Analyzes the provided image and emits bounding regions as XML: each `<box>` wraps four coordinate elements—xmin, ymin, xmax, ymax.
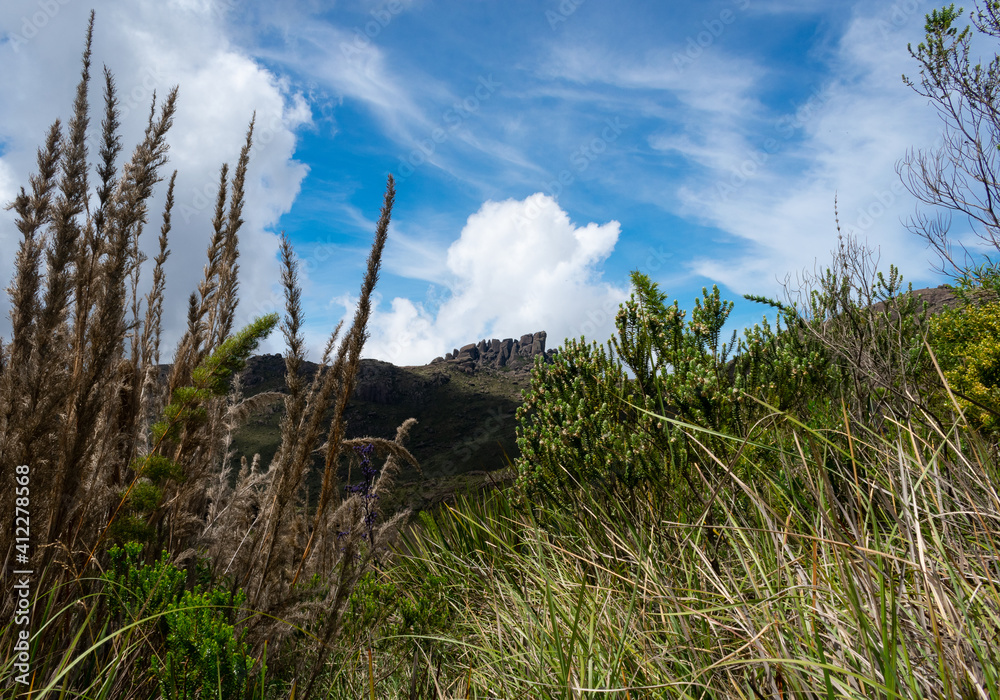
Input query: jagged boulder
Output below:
<box><xmin>531</xmin><ymin>331</ymin><xmax>546</xmax><ymax>356</ymax></box>
<box><xmin>498</xmin><ymin>339</ymin><xmax>513</xmax><ymax>365</ymax></box>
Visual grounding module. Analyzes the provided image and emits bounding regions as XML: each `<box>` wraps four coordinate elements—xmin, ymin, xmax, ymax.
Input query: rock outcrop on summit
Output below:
<box><xmin>431</xmin><ymin>331</ymin><xmax>556</xmax><ymax>373</ymax></box>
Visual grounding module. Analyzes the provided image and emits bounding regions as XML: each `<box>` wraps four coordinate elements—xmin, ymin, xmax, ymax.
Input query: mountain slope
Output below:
<box><xmin>230</xmin><ymin>332</ymin><xmax>555</xmax><ymax>510</ymax></box>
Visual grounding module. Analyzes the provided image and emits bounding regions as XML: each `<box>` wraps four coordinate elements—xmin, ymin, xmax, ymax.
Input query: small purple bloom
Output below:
<box><xmin>347</xmin><ymin>442</ymin><xmax>379</xmax><ymax>546</ymax></box>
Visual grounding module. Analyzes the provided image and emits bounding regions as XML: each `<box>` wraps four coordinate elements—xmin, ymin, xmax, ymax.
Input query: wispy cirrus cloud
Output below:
<box><xmin>674</xmin><ymin>4</ymin><xmax>947</xmax><ymax>294</ymax></box>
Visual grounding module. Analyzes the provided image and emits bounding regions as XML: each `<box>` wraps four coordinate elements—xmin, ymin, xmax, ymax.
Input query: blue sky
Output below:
<box><xmin>0</xmin><ymin>0</ymin><xmax>962</xmax><ymax>364</ymax></box>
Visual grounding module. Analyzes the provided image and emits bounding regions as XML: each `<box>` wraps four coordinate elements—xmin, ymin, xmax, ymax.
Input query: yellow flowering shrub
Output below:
<box><xmin>930</xmin><ymin>301</ymin><xmax>1000</xmax><ymax>431</ymax></box>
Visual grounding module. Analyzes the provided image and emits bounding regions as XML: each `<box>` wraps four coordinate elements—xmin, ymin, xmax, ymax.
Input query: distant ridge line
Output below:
<box><xmin>430</xmin><ymin>331</ymin><xmax>556</xmax><ymax>373</ymax></box>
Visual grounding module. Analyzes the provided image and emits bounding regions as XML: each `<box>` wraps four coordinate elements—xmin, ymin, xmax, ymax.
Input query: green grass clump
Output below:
<box><xmin>390</xmin><ymin>399</ymin><xmax>1000</xmax><ymax>698</ymax></box>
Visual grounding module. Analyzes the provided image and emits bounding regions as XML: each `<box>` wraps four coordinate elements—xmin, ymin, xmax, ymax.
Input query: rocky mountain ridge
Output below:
<box><xmin>231</xmin><ymin>331</ymin><xmax>555</xmax><ymax>510</ymax></box>
<box><xmin>431</xmin><ymin>331</ymin><xmax>557</xmax><ymax>373</ymax></box>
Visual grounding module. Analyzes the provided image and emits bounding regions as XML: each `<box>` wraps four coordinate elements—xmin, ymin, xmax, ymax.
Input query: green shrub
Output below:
<box><xmin>155</xmin><ymin>586</ymin><xmax>254</xmax><ymax>700</ymax></box>
<box><xmin>930</xmin><ymin>299</ymin><xmax>1000</xmax><ymax>431</ymax></box>
<box><xmin>101</xmin><ymin>542</ymin><xmax>258</xmax><ymax>700</ymax></box>
<box><xmin>515</xmin><ymin>272</ymin><xmax>745</xmax><ymax>509</ymax></box>
<box><xmin>514</xmin><ymin>255</ymin><xmax>934</xmax><ymax>510</ymax></box>
<box><xmin>514</xmin><ymin>334</ymin><xmax>659</xmax><ymax>500</ymax></box>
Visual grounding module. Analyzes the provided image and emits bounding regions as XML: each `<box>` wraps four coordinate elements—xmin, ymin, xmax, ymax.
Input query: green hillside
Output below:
<box><xmin>229</xmin><ymin>351</ymin><xmax>537</xmax><ymax>510</ymax></box>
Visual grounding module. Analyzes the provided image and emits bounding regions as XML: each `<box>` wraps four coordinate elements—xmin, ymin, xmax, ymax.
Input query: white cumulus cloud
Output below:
<box><xmin>0</xmin><ymin>0</ymin><xmax>311</xmax><ymax>356</ymax></box>
<box><xmin>351</xmin><ymin>193</ymin><xmax>629</xmax><ymax>365</ymax></box>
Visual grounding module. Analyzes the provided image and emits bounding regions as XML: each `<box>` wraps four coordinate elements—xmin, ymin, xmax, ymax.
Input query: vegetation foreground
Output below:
<box><xmin>3</xmin><ymin>5</ymin><xmax>1000</xmax><ymax>699</ymax></box>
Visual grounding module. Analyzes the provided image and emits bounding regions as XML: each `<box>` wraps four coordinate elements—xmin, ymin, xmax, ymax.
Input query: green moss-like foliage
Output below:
<box><xmin>102</xmin><ymin>542</ymin><xmax>257</xmax><ymax>700</ymax></box>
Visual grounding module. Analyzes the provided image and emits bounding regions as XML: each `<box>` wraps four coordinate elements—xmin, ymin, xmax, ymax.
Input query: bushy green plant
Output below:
<box><xmin>155</xmin><ymin>585</ymin><xmax>255</xmax><ymax>700</ymax></box>
<box><xmin>516</xmin><ymin>239</ymin><xmax>943</xmax><ymax>515</ymax></box>
<box><xmin>101</xmin><ymin>542</ymin><xmax>258</xmax><ymax>700</ymax></box>
<box><xmin>747</xmin><ymin>234</ymin><xmax>936</xmax><ymax>422</ymax></box>
<box><xmin>514</xmin><ymin>333</ymin><xmax>658</xmax><ymax>500</ymax></box>
<box><xmin>515</xmin><ymin>271</ymin><xmax>778</xmax><ymax>506</ymax></box>
<box><xmin>103</xmin><ymin>542</ymin><xmax>186</xmax><ymax>620</ymax></box>
<box><xmin>930</xmin><ymin>299</ymin><xmax>1000</xmax><ymax>431</ymax></box>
